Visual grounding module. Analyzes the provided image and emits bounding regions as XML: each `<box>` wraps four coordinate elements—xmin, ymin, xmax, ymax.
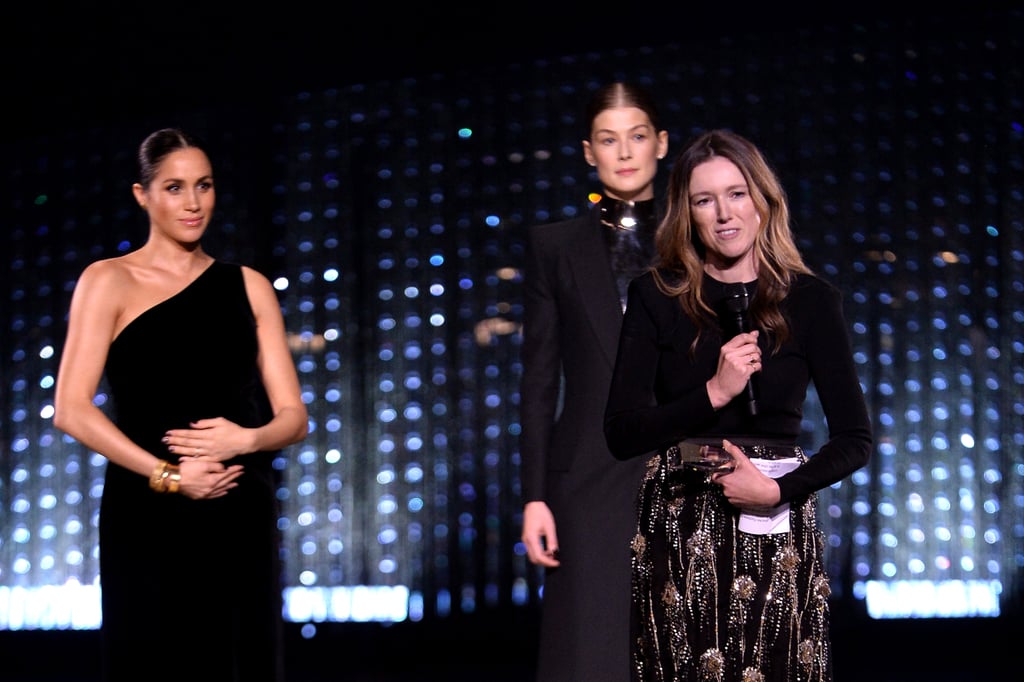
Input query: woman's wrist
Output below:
<box><xmin>148</xmin><ymin>460</ymin><xmax>182</xmax><ymax>494</ymax></box>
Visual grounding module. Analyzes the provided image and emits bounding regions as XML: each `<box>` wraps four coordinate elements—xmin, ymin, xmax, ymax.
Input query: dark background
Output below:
<box><xmin>5</xmin><ymin>3</ymin><xmax>939</xmax><ymax>144</ymax></box>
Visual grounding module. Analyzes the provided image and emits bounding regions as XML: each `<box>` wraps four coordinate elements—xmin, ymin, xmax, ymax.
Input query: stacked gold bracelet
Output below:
<box><xmin>148</xmin><ymin>460</ymin><xmax>182</xmax><ymax>494</ymax></box>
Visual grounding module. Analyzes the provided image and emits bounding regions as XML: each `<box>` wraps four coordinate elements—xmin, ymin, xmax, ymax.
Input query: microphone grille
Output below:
<box><xmin>722</xmin><ymin>283</ymin><xmax>750</xmax><ymax>314</ymax></box>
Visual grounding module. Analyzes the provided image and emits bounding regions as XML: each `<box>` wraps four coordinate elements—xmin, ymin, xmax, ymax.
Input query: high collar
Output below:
<box><xmin>703</xmin><ymin>272</ymin><xmax>759</xmax><ymax>303</ymax></box>
<box><xmin>598</xmin><ymin>196</ymin><xmax>658</xmax><ymax>234</ymax></box>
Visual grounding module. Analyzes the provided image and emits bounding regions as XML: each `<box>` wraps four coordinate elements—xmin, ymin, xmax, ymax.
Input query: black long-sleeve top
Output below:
<box><xmin>604</xmin><ymin>270</ymin><xmax>872</xmax><ymax>504</ymax></box>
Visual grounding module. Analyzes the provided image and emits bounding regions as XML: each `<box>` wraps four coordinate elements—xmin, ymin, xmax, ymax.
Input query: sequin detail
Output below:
<box><xmin>742</xmin><ymin>668</ymin><xmax>765</xmax><ymax>682</ymax></box>
<box><xmin>631</xmin><ymin>445</ymin><xmax>834</xmax><ymax>681</ymax></box>
<box><xmin>700</xmin><ymin>648</ymin><xmax>725</xmax><ymax>681</ymax></box>
<box><xmin>733</xmin><ymin>575</ymin><xmax>756</xmax><ymax>601</ymax></box>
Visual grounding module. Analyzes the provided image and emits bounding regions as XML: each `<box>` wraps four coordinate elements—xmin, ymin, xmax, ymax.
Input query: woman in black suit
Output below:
<box><xmin>519</xmin><ymin>81</ymin><xmax>669</xmax><ymax>681</ymax></box>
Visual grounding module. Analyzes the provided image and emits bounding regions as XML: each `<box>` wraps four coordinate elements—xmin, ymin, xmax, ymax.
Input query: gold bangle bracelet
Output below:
<box><xmin>165</xmin><ymin>468</ymin><xmax>182</xmax><ymax>494</ymax></box>
<box><xmin>148</xmin><ymin>461</ymin><xmax>181</xmax><ymax>494</ymax></box>
<box><xmin>148</xmin><ymin>461</ymin><xmax>169</xmax><ymax>492</ymax></box>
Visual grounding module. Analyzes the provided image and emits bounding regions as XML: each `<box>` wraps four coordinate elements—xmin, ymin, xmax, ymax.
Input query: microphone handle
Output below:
<box><xmin>734</xmin><ymin>313</ymin><xmax>759</xmax><ymax>416</ymax></box>
<box><xmin>744</xmin><ymin>373</ymin><xmax>759</xmax><ymax>416</ymax></box>
<box><xmin>733</xmin><ymin>312</ymin><xmax>748</xmax><ymax>333</ymax></box>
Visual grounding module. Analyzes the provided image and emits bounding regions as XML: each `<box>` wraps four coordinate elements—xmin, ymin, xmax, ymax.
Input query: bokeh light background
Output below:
<box><xmin>2</xmin><ymin>8</ymin><xmax>1021</xmax><ymax>630</ymax></box>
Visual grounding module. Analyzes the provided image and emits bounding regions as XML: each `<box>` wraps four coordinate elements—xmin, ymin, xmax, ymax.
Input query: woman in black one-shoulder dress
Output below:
<box><xmin>54</xmin><ymin>128</ymin><xmax>308</xmax><ymax>682</ymax></box>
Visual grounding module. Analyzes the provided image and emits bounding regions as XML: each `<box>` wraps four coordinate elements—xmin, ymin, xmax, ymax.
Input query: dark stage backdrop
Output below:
<box><xmin>1</xmin><ymin>8</ymin><xmax>1021</xmax><ymax>637</ymax></box>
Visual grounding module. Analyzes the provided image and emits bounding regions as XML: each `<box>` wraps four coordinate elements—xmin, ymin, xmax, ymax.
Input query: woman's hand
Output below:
<box><xmin>711</xmin><ymin>439</ymin><xmax>780</xmax><ymax>509</ymax></box>
<box><xmin>706</xmin><ymin>330</ymin><xmax>761</xmax><ymax>410</ymax></box>
<box><xmin>522</xmin><ymin>501</ymin><xmax>561</xmax><ymax>568</ymax></box>
<box><xmin>163</xmin><ymin>417</ymin><xmax>255</xmax><ymax>462</ymax></box>
<box><xmin>176</xmin><ymin>457</ymin><xmax>244</xmax><ymax>499</ymax></box>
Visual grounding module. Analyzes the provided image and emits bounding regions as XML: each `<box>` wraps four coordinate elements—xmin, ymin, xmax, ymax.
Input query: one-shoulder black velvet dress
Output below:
<box><xmin>101</xmin><ymin>261</ymin><xmax>285</xmax><ymax>682</ymax></box>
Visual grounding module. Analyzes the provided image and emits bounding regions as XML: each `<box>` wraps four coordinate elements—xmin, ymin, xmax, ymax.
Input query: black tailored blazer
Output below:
<box><xmin>519</xmin><ymin>205</ymin><xmax>625</xmax><ymax>503</ymax></box>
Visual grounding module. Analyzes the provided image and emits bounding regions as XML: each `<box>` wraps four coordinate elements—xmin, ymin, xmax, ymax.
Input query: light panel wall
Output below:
<box><xmin>1</xmin><ymin>9</ymin><xmax>1021</xmax><ymax>630</ymax></box>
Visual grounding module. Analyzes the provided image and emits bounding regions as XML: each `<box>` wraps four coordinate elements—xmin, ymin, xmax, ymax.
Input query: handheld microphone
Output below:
<box><xmin>721</xmin><ymin>284</ymin><xmax>759</xmax><ymax>416</ymax></box>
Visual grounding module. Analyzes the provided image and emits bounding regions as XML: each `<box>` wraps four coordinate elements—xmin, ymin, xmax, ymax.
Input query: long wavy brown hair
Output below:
<box><xmin>652</xmin><ymin>129</ymin><xmax>812</xmax><ymax>353</ymax></box>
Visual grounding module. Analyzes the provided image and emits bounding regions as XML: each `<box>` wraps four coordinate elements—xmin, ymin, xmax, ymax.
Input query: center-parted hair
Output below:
<box><xmin>137</xmin><ymin>128</ymin><xmax>208</xmax><ymax>189</ymax></box>
<box><xmin>584</xmin><ymin>81</ymin><xmax>663</xmax><ymax>138</ymax></box>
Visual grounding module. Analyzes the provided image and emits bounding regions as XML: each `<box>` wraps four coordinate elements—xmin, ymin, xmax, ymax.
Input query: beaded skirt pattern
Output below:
<box><xmin>630</xmin><ymin>446</ymin><xmax>832</xmax><ymax>682</ymax></box>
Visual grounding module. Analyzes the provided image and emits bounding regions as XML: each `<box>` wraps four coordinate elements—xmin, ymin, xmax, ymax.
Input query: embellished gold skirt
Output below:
<box><xmin>630</xmin><ymin>444</ymin><xmax>832</xmax><ymax>682</ymax></box>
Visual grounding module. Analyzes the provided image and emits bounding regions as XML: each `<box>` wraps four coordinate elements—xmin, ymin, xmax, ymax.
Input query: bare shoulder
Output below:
<box><xmin>74</xmin><ymin>256</ymin><xmax>134</xmax><ymax>295</ymax></box>
<box><xmin>66</xmin><ymin>257</ymin><xmax>139</xmax><ymax>338</ymax></box>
